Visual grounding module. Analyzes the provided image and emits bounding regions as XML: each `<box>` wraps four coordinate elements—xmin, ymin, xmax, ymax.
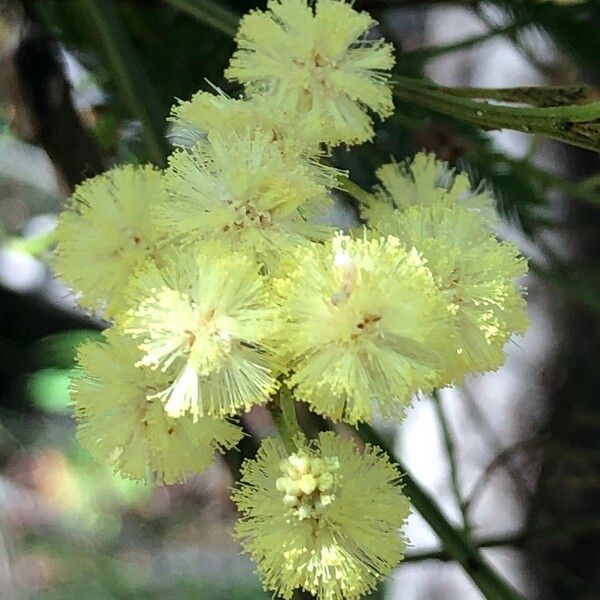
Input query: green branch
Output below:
<box><xmin>358</xmin><ymin>423</ymin><xmax>524</xmax><ymax>600</ymax></box>
<box><xmin>82</xmin><ymin>0</ymin><xmax>170</xmax><ymax>166</ymax></box>
<box><xmin>436</xmin><ymin>84</ymin><xmax>591</xmax><ymax>108</ymax></box>
<box><xmin>393</xmin><ymin>75</ymin><xmax>600</xmax><ymax>153</ymax></box>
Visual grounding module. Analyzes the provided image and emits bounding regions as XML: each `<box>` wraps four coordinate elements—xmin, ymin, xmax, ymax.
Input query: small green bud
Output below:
<box><xmin>298</xmin><ymin>474</ymin><xmax>317</xmax><ymax>495</ymax></box>
<box><xmin>310</xmin><ymin>457</ymin><xmax>325</xmax><ymax>476</ymax></box>
<box><xmin>297</xmin><ymin>503</ymin><xmax>312</xmax><ymax>521</ymax></box>
<box><xmin>283</xmin><ymin>494</ymin><xmax>298</xmax><ymax>507</ymax></box>
<box><xmin>289</xmin><ymin>452</ymin><xmax>310</xmax><ymax>475</ymax></box>
<box><xmin>325</xmin><ymin>457</ymin><xmax>340</xmax><ymax>472</ymax></box>
<box><xmin>318</xmin><ymin>472</ymin><xmax>333</xmax><ymax>492</ymax></box>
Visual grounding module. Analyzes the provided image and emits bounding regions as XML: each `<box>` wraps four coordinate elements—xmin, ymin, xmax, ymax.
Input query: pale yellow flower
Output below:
<box><xmin>170</xmin><ymin>90</ymin><xmax>325</xmax><ymax>155</ymax></box>
<box><xmin>367</xmin><ymin>203</ymin><xmax>529</xmax><ymax>378</ymax></box>
<box><xmin>363</xmin><ymin>154</ymin><xmax>528</xmax><ymax>378</ymax></box>
<box><xmin>157</xmin><ymin>130</ymin><xmax>335</xmax><ymax>271</ymax></box>
<box><xmin>233</xmin><ymin>432</ymin><xmax>410</xmax><ymax>600</ymax></box>
<box><xmin>366</xmin><ymin>152</ymin><xmax>495</xmax><ymax>221</ymax></box>
<box><xmin>226</xmin><ymin>0</ymin><xmax>395</xmax><ymax>146</ymax></box>
<box><xmin>53</xmin><ymin>165</ymin><xmax>166</xmax><ymax>318</ymax></box>
<box><xmin>122</xmin><ymin>249</ymin><xmax>279</xmax><ymax>420</ymax></box>
<box><xmin>273</xmin><ymin>233</ymin><xmax>454</xmax><ymax>424</ymax></box>
<box><xmin>73</xmin><ymin>330</ymin><xmax>242</xmax><ymax>484</ymax></box>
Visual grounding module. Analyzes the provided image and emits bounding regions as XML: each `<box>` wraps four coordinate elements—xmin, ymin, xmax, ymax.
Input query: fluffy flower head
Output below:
<box><xmin>226</xmin><ymin>0</ymin><xmax>395</xmax><ymax>146</ymax></box>
<box><xmin>72</xmin><ymin>331</ymin><xmax>242</xmax><ymax>484</ymax></box>
<box><xmin>273</xmin><ymin>233</ymin><xmax>454</xmax><ymax>424</ymax></box>
<box><xmin>368</xmin><ymin>203</ymin><xmax>529</xmax><ymax>378</ymax></box>
<box><xmin>157</xmin><ymin>130</ymin><xmax>334</xmax><ymax>270</ymax></box>
<box><xmin>170</xmin><ymin>90</ymin><xmax>325</xmax><ymax>155</ymax></box>
<box><xmin>233</xmin><ymin>432</ymin><xmax>409</xmax><ymax>600</ymax></box>
<box><xmin>53</xmin><ymin>165</ymin><xmax>165</xmax><ymax>317</ymax></box>
<box><xmin>365</xmin><ymin>152</ymin><xmax>495</xmax><ymax>223</ymax></box>
<box><xmin>122</xmin><ymin>249</ymin><xmax>278</xmax><ymax>420</ymax></box>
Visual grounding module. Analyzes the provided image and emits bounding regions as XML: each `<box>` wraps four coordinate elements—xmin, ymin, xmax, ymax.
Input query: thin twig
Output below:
<box><xmin>398</xmin><ymin>21</ymin><xmax>525</xmax><ymax>66</ymax></box>
<box><xmin>460</xmin><ymin>387</ymin><xmax>533</xmax><ymax>505</ymax></box>
<box><xmin>464</xmin><ymin>437</ymin><xmax>540</xmax><ymax>513</ymax></box>
<box><xmin>431</xmin><ymin>389</ymin><xmax>470</xmax><ymax>531</ymax></box>
<box><xmin>405</xmin><ymin>517</ymin><xmax>600</xmax><ymax>563</ymax></box>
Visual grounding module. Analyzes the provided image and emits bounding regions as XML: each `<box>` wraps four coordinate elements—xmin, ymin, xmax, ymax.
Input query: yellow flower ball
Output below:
<box><xmin>122</xmin><ymin>248</ymin><xmax>279</xmax><ymax>420</ymax></box>
<box><xmin>53</xmin><ymin>165</ymin><xmax>167</xmax><ymax>318</ymax></box>
<box><xmin>367</xmin><ymin>203</ymin><xmax>529</xmax><ymax>379</ymax></box>
<box><xmin>226</xmin><ymin>0</ymin><xmax>395</xmax><ymax>146</ymax></box>
<box><xmin>233</xmin><ymin>432</ymin><xmax>410</xmax><ymax>600</ymax></box>
<box><xmin>170</xmin><ymin>90</ymin><xmax>326</xmax><ymax>156</ymax></box>
<box><xmin>157</xmin><ymin>130</ymin><xmax>336</xmax><ymax>272</ymax></box>
<box><xmin>273</xmin><ymin>232</ymin><xmax>455</xmax><ymax>424</ymax></box>
<box><xmin>73</xmin><ymin>330</ymin><xmax>242</xmax><ymax>484</ymax></box>
<box><xmin>367</xmin><ymin>151</ymin><xmax>495</xmax><ymax>221</ymax></box>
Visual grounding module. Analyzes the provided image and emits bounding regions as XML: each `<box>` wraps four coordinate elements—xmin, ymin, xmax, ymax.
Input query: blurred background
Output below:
<box><xmin>1</xmin><ymin>0</ymin><xmax>600</xmax><ymax>598</ymax></box>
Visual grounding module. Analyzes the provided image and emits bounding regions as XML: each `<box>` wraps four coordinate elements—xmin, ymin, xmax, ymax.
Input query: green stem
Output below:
<box><xmin>395</xmin><ymin>75</ymin><xmax>600</xmax><ymax>122</ymax></box>
<box><xmin>432</xmin><ymin>390</ymin><xmax>469</xmax><ymax>531</ymax></box>
<box><xmin>398</xmin><ymin>22</ymin><xmax>522</xmax><ymax>66</ymax></box>
<box><xmin>358</xmin><ymin>423</ymin><xmax>524</xmax><ymax>600</ymax></box>
<box><xmin>6</xmin><ymin>229</ymin><xmax>56</xmax><ymax>257</ymax></box>
<box><xmin>405</xmin><ymin>517</ymin><xmax>600</xmax><ymax>563</ymax></box>
<box><xmin>270</xmin><ymin>388</ymin><xmax>302</xmax><ymax>454</ymax></box>
<box><xmin>280</xmin><ymin>386</ymin><xmax>303</xmax><ymax>439</ymax></box>
<box><xmin>271</xmin><ymin>407</ymin><xmax>296</xmax><ymax>454</ymax></box>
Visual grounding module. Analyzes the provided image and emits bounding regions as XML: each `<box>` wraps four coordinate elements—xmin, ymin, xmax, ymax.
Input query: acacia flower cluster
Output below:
<box><xmin>53</xmin><ymin>1</ymin><xmax>529</xmax><ymax>598</ymax></box>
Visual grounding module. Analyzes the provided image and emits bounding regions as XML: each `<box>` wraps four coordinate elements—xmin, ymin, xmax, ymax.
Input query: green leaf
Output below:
<box><xmin>27</xmin><ymin>368</ymin><xmax>74</xmax><ymax>414</ymax></box>
<box><xmin>29</xmin><ymin>330</ymin><xmax>103</xmax><ymax>370</ymax></box>
<box><xmin>80</xmin><ymin>0</ymin><xmax>171</xmax><ymax>166</ymax></box>
<box><xmin>163</xmin><ymin>0</ymin><xmax>240</xmax><ymax>38</ymax></box>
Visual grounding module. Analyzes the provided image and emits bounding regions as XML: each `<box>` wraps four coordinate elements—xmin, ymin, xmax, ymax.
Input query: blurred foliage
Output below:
<box><xmin>1</xmin><ymin>0</ymin><xmax>600</xmax><ymax>598</ymax></box>
<box><xmin>34</xmin><ymin>0</ymin><xmax>236</xmax><ymax>164</ymax></box>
